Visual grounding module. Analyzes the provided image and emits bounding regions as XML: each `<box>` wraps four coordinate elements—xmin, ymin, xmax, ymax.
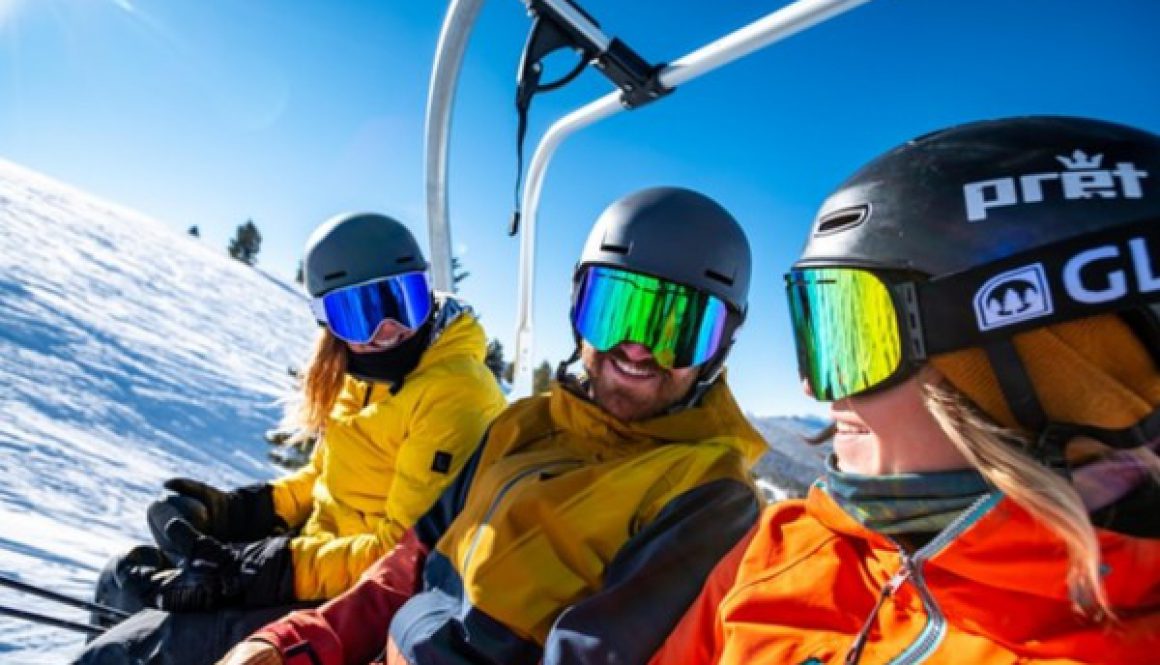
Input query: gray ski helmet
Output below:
<box><xmin>577</xmin><ymin>187</ymin><xmax>752</xmax><ymax>315</ymax></box>
<box><xmin>797</xmin><ymin>116</ymin><xmax>1160</xmax><ymax>276</ymax></box>
<box><xmin>303</xmin><ymin>212</ymin><xmax>429</xmax><ymax>297</ymax></box>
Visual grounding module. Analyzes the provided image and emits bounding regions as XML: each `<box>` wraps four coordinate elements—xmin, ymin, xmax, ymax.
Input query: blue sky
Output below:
<box><xmin>2</xmin><ymin>0</ymin><xmax>1158</xmax><ymax>417</ymax></box>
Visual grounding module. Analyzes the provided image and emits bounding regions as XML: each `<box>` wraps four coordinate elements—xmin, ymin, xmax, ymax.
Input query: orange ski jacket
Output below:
<box><xmin>651</xmin><ymin>482</ymin><xmax>1160</xmax><ymax>664</ymax></box>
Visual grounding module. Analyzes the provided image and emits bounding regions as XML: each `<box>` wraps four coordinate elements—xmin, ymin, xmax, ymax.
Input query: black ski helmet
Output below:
<box><xmin>303</xmin><ymin>212</ymin><xmax>429</xmax><ymax>298</ymax></box>
<box><xmin>577</xmin><ymin>186</ymin><xmax>751</xmax><ymax>315</ymax></box>
<box><xmin>798</xmin><ymin>116</ymin><xmax>1159</xmax><ymax>277</ymax></box>
<box><xmin>793</xmin><ymin>115</ymin><xmax>1160</xmax><ymax>451</ymax></box>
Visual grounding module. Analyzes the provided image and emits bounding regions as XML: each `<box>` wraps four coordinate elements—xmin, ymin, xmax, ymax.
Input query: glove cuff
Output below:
<box><xmin>234</xmin><ymin>535</ymin><xmax>296</xmax><ymax>608</ymax></box>
<box><xmin>223</xmin><ymin>483</ymin><xmax>286</xmax><ymax>542</ymax></box>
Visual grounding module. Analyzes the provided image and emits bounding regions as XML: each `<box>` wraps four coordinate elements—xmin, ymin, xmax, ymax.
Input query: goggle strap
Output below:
<box><xmin>916</xmin><ymin>218</ymin><xmax>1160</xmax><ymax>354</ymax></box>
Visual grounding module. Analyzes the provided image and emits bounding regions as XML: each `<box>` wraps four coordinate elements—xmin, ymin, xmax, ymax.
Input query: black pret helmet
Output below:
<box><xmin>303</xmin><ymin>212</ymin><xmax>429</xmax><ymax>298</ymax></box>
<box><xmin>798</xmin><ymin>116</ymin><xmax>1159</xmax><ymax>276</ymax></box>
<box><xmin>787</xmin><ymin>116</ymin><xmax>1160</xmax><ymax>449</ymax></box>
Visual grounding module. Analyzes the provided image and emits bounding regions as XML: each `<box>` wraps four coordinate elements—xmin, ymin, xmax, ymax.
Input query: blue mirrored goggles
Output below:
<box><xmin>310</xmin><ymin>271</ymin><xmax>433</xmax><ymax>344</ymax></box>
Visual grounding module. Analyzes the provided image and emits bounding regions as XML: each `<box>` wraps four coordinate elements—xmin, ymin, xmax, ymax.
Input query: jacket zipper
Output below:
<box><xmin>460</xmin><ymin>459</ymin><xmax>583</xmax><ymax>573</ymax></box>
<box><xmin>844</xmin><ymin>493</ymin><xmax>1000</xmax><ymax>665</ymax></box>
<box><xmin>844</xmin><ymin>568</ymin><xmax>910</xmax><ymax>665</ymax></box>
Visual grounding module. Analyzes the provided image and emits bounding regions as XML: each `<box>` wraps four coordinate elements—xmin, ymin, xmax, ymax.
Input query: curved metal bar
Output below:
<box><xmin>660</xmin><ymin>0</ymin><xmax>872</xmax><ymax>89</ymax></box>
<box><xmin>511</xmin><ymin>0</ymin><xmax>873</xmax><ymax>395</ymax></box>
<box><xmin>511</xmin><ymin>92</ymin><xmax>624</xmax><ymax>396</ymax></box>
<box><xmin>425</xmin><ymin>0</ymin><xmax>487</xmax><ymax>293</ymax></box>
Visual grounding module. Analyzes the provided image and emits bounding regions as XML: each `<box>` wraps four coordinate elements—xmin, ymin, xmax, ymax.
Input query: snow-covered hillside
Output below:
<box><xmin>0</xmin><ymin>159</ymin><xmax>316</xmax><ymax>662</ymax></box>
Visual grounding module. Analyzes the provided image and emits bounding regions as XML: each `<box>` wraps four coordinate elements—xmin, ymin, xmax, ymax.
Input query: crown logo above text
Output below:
<box><xmin>1056</xmin><ymin>150</ymin><xmax>1103</xmax><ymax>170</ymax></box>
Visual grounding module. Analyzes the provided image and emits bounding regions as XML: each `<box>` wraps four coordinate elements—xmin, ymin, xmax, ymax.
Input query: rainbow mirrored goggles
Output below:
<box><xmin>310</xmin><ymin>271</ymin><xmax>433</xmax><ymax>344</ymax></box>
<box><xmin>571</xmin><ymin>265</ymin><xmax>740</xmax><ymax>369</ymax></box>
<box><xmin>786</xmin><ymin>267</ymin><xmax>911</xmax><ymax>401</ymax></box>
<box><xmin>786</xmin><ymin>219</ymin><xmax>1160</xmax><ymax>401</ymax></box>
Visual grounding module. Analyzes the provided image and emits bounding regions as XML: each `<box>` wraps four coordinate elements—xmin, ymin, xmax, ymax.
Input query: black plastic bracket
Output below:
<box><xmin>594</xmin><ymin>38</ymin><xmax>670</xmax><ymax>109</ymax></box>
<box><xmin>523</xmin><ymin>0</ymin><xmax>672</xmax><ymax>109</ymax></box>
<box><xmin>510</xmin><ymin>0</ymin><xmax>673</xmax><ymax>236</ymax></box>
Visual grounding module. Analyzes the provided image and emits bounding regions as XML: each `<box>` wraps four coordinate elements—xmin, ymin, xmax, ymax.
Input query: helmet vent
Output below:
<box><xmin>397</xmin><ymin>255</ymin><xmax>416</xmax><ymax>264</ymax></box>
<box><xmin>599</xmin><ymin>242</ymin><xmax>630</xmax><ymax>255</ymax></box>
<box><xmin>323</xmin><ymin>270</ymin><xmax>347</xmax><ymax>281</ymax></box>
<box><xmin>815</xmin><ymin>205</ymin><xmax>870</xmax><ymax>235</ymax></box>
<box><xmin>705</xmin><ymin>269</ymin><xmax>734</xmax><ymax>286</ymax></box>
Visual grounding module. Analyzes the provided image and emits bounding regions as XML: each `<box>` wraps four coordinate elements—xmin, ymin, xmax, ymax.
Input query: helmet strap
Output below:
<box><xmin>555</xmin><ymin>340</ymin><xmax>582</xmax><ymax>386</ymax></box>
<box><xmin>982</xmin><ymin>337</ymin><xmax>1160</xmax><ymax>476</ymax></box>
<box><xmin>982</xmin><ymin>339</ymin><xmax>1069</xmax><ymax>475</ymax></box>
<box><xmin>674</xmin><ymin>313</ymin><xmax>745</xmax><ymax>411</ymax></box>
<box><xmin>668</xmin><ymin>341</ymin><xmax>732</xmax><ymax>414</ymax></box>
<box><xmin>983</xmin><ymin>339</ymin><xmax>1048</xmax><ymax>431</ymax></box>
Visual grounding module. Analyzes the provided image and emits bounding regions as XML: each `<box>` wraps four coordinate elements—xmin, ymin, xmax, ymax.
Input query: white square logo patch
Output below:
<box><xmin>973</xmin><ymin>263</ymin><xmax>1054</xmax><ymax>331</ymax></box>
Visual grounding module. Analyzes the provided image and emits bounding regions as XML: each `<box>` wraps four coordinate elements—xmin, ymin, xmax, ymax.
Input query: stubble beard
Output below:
<box><xmin>583</xmin><ymin>346</ymin><xmax>694</xmax><ymax>422</ymax></box>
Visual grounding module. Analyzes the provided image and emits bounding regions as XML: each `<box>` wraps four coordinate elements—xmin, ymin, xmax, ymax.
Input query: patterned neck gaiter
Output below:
<box><xmin>824</xmin><ymin>455</ymin><xmax>992</xmax><ymax>536</ymax></box>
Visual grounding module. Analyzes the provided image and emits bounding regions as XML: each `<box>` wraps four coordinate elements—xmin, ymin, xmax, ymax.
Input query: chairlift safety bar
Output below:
<box><xmin>423</xmin><ymin>0</ymin><xmax>873</xmax><ymax>394</ymax></box>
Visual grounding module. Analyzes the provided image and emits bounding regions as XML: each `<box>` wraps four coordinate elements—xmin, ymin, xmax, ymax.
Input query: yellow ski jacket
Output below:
<box><xmin>270</xmin><ymin>299</ymin><xmax>507</xmax><ymax>600</ymax></box>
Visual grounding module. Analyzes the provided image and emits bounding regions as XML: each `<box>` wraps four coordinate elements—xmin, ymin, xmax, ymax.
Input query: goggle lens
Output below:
<box><xmin>786</xmin><ymin>268</ymin><xmax>903</xmax><ymax>401</ymax></box>
<box><xmin>311</xmin><ymin>271</ymin><xmax>433</xmax><ymax>344</ymax></box>
<box><xmin>572</xmin><ymin>266</ymin><xmax>732</xmax><ymax>369</ymax></box>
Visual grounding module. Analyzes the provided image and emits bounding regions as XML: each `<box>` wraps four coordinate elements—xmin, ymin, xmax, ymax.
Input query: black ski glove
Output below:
<box><xmin>149</xmin><ymin>478</ymin><xmax>286</xmax><ymax>547</ymax></box>
<box><xmin>148</xmin><ymin>518</ymin><xmax>295</xmax><ymax>612</ymax></box>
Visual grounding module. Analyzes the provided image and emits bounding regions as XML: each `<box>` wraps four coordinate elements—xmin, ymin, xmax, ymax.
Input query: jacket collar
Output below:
<box><xmin>546</xmin><ymin>378</ymin><xmax>768</xmax><ymax>463</ymax></box>
<box><xmin>413</xmin><ymin>293</ymin><xmax>486</xmax><ymax>373</ymax></box>
<box><xmin>808</xmin><ymin>481</ymin><xmax>1160</xmax><ymax>609</ymax></box>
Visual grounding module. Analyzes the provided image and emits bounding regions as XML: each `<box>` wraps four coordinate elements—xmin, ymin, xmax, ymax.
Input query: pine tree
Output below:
<box><xmin>532</xmin><ymin>360</ymin><xmax>552</xmax><ymax>394</ymax></box>
<box><xmin>187</xmin><ymin>225</ymin><xmax>200</xmax><ymax>238</ymax></box>
<box><xmin>228</xmin><ymin>219</ymin><xmax>262</xmax><ymax>266</ymax></box>
<box><xmin>295</xmin><ymin>260</ymin><xmax>305</xmax><ymax>285</ymax></box>
<box><xmin>485</xmin><ymin>339</ymin><xmax>508</xmax><ymax>383</ymax></box>
<box><xmin>452</xmin><ymin>255</ymin><xmax>470</xmax><ymax>289</ymax></box>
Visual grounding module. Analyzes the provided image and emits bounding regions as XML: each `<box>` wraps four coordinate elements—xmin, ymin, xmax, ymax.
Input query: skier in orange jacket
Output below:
<box><xmin>651</xmin><ymin>116</ymin><xmax>1160</xmax><ymax>664</ymax></box>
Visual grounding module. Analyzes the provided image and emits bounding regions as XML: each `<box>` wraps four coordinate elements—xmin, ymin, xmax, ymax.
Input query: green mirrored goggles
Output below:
<box><xmin>572</xmin><ymin>265</ymin><xmax>736</xmax><ymax>369</ymax></box>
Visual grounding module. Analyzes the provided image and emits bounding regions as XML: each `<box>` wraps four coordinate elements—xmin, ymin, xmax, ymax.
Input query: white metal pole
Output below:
<box><xmin>511</xmin><ymin>94</ymin><xmax>624</xmax><ymax>396</ymax></box>
<box><xmin>659</xmin><ymin>0</ymin><xmax>872</xmax><ymax>89</ymax></box>
<box><xmin>511</xmin><ymin>0</ymin><xmax>872</xmax><ymax>396</ymax></box>
<box><xmin>425</xmin><ymin>0</ymin><xmax>486</xmax><ymax>293</ymax></box>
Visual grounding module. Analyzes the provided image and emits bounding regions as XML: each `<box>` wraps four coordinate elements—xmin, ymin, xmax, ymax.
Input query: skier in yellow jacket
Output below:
<box><xmin>77</xmin><ymin>212</ymin><xmax>506</xmax><ymax>664</ymax></box>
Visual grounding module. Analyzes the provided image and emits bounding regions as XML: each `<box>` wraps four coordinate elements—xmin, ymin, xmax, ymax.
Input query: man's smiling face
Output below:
<box><xmin>582</xmin><ymin>341</ymin><xmax>698</xmax><ymax>422</ymax></box>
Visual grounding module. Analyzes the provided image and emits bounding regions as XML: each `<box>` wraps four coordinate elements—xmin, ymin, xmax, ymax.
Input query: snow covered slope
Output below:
<box><xmin>0</xmin><ymin>159</ymin><xmax>315</xmax><ymax>662</ymax></box>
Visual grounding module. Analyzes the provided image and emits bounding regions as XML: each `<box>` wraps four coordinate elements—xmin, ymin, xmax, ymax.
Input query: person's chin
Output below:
<box><xmin>832</xmin><ymin>432</ymin><xmax>881</xmax><ymax>474</ymax></box>
<box><xmin>593</xmin><ymin>379</ymin><xmax>659</xmax><ymax>423</ymax></box>
<box><xmin>349</xmin><ymin>340</ymin><xmax>402</xmax><ymax>354</ymax></box>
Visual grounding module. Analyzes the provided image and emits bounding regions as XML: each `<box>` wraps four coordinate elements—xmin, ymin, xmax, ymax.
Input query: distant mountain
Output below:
<box><xmin>748</xmin><ymin>414</ymin><xmax>831</xmax><ymax>500</ymax></box>
<box><xmin>0</xmin><ymin>159</ymin><xmax>315</xmax><ymax>661</ymax></box>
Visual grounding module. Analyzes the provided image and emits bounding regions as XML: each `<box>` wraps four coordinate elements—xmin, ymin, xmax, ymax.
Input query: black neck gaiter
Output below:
<box><xmin>344</xmin><ymin>319</ymin><xmax>434</xmax><ymax>393</ymax></box>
